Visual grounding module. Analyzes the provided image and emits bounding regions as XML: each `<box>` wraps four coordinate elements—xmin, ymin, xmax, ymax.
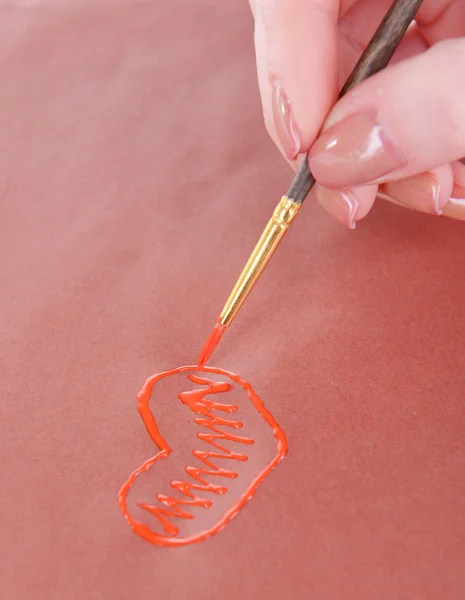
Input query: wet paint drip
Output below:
<box><xmin>118</xmin><ymin>365</ymin><xmax>287</xmax><ymax>547</ymax></box>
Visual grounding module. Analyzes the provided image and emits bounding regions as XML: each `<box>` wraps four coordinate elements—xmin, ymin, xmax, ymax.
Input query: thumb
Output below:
<box><xmin>308</xmin><ymin>38</ymin><xmax>465</xmax><ymax>189</ymax></box>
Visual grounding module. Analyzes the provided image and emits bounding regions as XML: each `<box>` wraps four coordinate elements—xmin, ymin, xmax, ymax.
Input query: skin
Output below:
<box><xmin>249</xmin><ymin>0</ymin><xmax>465</xmax><ymax>225</ymax></box>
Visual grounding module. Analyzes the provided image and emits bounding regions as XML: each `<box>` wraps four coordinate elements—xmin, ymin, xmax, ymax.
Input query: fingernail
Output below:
<box><xmin>376</xmin><ymin>190</ymin><xmax>408</xmax><ymax>208</ymax></box>
<box><xmin>383</xmin><ymin>172</ymin><xmax>444</xmax><ymax>215</ymax></box>
<box><xmin>442</xmin><ymin>185</ymin><xmax>465</xmax><ymax>221</ymax></box>
<box><xmin>289</xmin><ymin>152</ymin><xmax>306</xmax><ymax>172</ymax></box>
<box><xmin>271</xmin><ymin>80</ymin><xmax>301</xmax><ymax>161</ymax></box>
<box><xmin>308</xmin><ymin>109</ymin><xmax>407</xmax><ymax>188</ymax></box>
<box><xmin>315</xmin><ymin>185</ymin><xmax>358</xmax><ymax>229</ymax></box>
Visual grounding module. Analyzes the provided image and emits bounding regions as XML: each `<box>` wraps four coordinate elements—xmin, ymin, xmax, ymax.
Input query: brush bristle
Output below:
<box><xmin>197</xmin><ymin>320</ymin><xmax>226</xmax><ymax>368</ymax></box>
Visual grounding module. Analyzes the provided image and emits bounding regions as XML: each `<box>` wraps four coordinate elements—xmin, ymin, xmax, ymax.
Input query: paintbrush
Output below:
<box><xmin>198</xmin><ymin>0</ymin><xmax>424</xmax><ymax>367</ymax></box>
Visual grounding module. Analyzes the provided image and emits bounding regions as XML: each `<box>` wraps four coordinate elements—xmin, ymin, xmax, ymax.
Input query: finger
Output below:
<box><xmin>378</xmin><ymin>163</ymin><xmax>465</xmax><ymax>222</ymax></box>
<box><xmin>337</xmin><ymin>0</ymin><xmax>428</xmax><ymax>87</ymax></box>
<box><xmin>443</xmin><ymin>187</ymin><xmax>465</xmax><ymax>222</ymax></box>
<box><xmin>308</xmin><ymin>38</ymin><xmax>465</xmax><ymax>189</ymax></box>
<box><xmin>381</xmin><ymin>164</ymin><xmax>454</xmax><ymax>215</ymax></box>
<box><xmin>442</xmin><ymin>160</ymin><xmax>465</xmax><ymax>221</ymax></box>
<box><xmin>451</xmin><ymin>159</ymin><xmax>465</xmax><ymax>187</ymax></box>
<box><xmin>417</xmin><ymin>0</ymin><xmax>465</xmax><ymax>43</ymax></box>
<box><xmin>252</xmin><ymin>0</ymin><xmax>339</xmax><ymax>160</ymax></box>
<box><xmin>314</xmin><ymin>183</ymin><xmax>378</xmax><ymax>229</ymax></box>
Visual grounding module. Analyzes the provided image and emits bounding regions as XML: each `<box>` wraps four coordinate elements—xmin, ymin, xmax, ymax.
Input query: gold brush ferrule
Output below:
<box><xmin>219</xmin><ymin>195</ymin><xmax>301</xmax><ymax>327</ymax></box>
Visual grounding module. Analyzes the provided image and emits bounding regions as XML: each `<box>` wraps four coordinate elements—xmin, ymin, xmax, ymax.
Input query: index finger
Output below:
<box><xmin>251</xmin><ymin>0</ymin><xmax>340</xmax><ymax>160</ymax></box>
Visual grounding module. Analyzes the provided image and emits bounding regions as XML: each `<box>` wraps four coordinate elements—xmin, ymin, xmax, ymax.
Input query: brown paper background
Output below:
<box><xmin>1</xmin><ymin>1</ymin><xmax>464</xmax><ymax>598</ymax></box>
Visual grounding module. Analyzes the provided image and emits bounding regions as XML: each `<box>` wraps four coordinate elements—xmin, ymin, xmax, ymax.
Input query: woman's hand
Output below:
<box><xmin>249</xmin><ymin>0</ymin><xmax>465</xmax><ymax>227</ymax></box>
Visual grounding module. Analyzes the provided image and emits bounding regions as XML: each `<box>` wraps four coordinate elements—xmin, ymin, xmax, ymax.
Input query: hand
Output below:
<box><xmin>249</xmin><ymin>0</ymin><xmax>465</xmax><ymax>227</ymax></box>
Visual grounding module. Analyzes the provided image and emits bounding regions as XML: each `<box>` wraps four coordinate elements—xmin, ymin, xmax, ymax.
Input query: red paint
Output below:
<box><xmin>197</xmin><ymin>320</ymin><xmax>226</xmax><ymax>368</ymax></box>
<box><xmin>118</xmin><ymin>365</ymin><xmax>287</xmax><ymax>547</ymax></box>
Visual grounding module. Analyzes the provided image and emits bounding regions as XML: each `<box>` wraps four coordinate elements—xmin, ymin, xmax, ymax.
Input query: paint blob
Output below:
<box><xmin>118</xmin><ymin>365</ymin><xmax>287</xmax><ymax>547</ymax></box>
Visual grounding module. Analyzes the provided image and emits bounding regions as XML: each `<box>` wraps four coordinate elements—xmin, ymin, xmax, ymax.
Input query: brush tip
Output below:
<box><xmin>197</xmin><ymin>320</ymin><xmax>226</xmax><ymax>368</ymax></box>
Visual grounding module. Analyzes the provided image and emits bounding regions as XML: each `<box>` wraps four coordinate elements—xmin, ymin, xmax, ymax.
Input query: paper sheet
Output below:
<box><xmin>1</xmin><ymin>1</ymin><xmax>464</xmax><ymax>598</ymax></box>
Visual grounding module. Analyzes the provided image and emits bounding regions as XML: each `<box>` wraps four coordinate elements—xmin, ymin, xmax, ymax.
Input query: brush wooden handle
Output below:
<box><xmin>286</xmin><ymin>0</ymin><xmax>424</xmax><ymax>204</ymax></box>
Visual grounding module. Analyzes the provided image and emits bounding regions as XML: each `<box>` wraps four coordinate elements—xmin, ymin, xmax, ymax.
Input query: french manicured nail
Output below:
<box><xmin>308</xmin><ymin>109</ymin><xmax>407</xmax><ymax>188</ymax></box>
<box><xmin>315</xmin><ymin>185</ymin><xmax>358</xmax><ymax>229</ymax></box>
<box><xmin>383</xmin><ymin>173</ymin><xmax>444</xmax><ymax>215</ymax></box>
<box><xmin>271</xmin><ymin>81</ymin><xmax>301</xmax><ymax>161</ymax></box>
<box><xmin>442</xmin><ymin>185</ymin><xmax>465</xmax><ymax>221</ymax></box>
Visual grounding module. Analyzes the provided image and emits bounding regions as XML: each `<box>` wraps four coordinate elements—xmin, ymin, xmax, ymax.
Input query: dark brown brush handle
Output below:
<box><xmin>286</xmin><ymin>0</ymin><xmax>424</xmax><ymax>205</ymax></box>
